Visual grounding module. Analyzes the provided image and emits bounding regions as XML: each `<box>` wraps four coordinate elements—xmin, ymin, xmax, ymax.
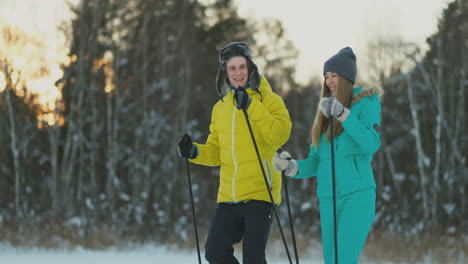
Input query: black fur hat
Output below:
<box><xmin>216</xmin><ymin>42</ymin><xmax>260</xmax><ymax>98</ymax></box>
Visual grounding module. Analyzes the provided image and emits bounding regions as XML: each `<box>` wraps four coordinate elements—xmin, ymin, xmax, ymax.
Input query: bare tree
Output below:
<box><xmin>3</xmin><ymin>62</ymin><xmax>22</xmax><ymax>217</ymax></box>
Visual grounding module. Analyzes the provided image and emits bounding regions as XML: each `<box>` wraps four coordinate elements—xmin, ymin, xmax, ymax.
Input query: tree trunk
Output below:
<box><xmin>4</xmin><ymin>63</ymin><xmax>22</xmax><ymax>218</ymax></box>
<box><xmin>406</xmin><ymin>73</ymin><xmax>430</xmax><ymax>222</ymax></box>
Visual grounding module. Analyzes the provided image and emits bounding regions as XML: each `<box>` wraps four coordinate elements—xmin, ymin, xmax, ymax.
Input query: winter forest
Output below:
<box><xmin>0</xmin><ymin>0</ymin><xmax>467</xmax><ymax>263</ymax></box>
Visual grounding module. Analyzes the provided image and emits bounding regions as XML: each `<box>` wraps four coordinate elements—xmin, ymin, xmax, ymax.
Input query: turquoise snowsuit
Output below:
<box><xmin>293</xmin><ymin>87</ymin><xmax>382</xmax><ymax>264</ymax></box>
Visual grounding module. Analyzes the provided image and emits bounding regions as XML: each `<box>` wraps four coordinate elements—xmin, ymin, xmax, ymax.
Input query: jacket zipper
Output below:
<box><xmin>231</xmin><ymin>107</ymin><xmax>238</xmax><ymax>202</ymax></box>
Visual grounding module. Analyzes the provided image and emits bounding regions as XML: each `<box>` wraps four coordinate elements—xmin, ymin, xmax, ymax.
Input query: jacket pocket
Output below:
<box><xmin>352</xmin><ymin>157</ymin><xmax>361</xmax><ymax>177</ymax></box>
<box><xmin>264</xmin><ymin>159</ymin><xmax>273</xmax><ymax>190</ymax></box>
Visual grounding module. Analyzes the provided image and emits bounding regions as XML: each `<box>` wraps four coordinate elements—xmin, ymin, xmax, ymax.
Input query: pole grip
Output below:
<box><xmin>276</xmin><ymin>148</ymin><xmax>291</xmax><ymax>160</ymax></box>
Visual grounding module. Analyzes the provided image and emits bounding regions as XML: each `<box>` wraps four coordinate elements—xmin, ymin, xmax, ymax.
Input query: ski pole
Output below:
<box><xmin>328</xmin><ymin>95</ymin><xmax>339</xmax><ymax>264</ymax></box>
<box><xmin>240</xmin><ymin>107</ymin><xmax>293</xmax><ymax>264</ymax></box>
<box><xmin>184</xmin><ymin>159</ymin><xmax>202</xmax><ymax>264</ymax></box>
<box><xmin>277</xmin><ymin>148</ymin><xmax>300</xmax><ymax>264</ymax></box>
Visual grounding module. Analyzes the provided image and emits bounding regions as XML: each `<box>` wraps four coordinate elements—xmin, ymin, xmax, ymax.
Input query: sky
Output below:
<box><xmin>235</xmin><ymin>0</ymin><xmax>451</xmax><ymax>84</ymax></box>
<box><xmin>0</xmin><ymin>0</ymin><xmax>451</xmax><ymax>101</ymax></box>
<box><xmin>0</xmin><ymin>0</ymin><xmax>76</xmax><ymax>112</ymax></box>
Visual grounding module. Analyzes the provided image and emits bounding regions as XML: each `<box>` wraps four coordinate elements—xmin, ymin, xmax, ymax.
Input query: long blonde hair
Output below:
<box><xmin>311</xmin><ymin>75</ymin><xmax>354</xmax><ymax>148</ymax></box>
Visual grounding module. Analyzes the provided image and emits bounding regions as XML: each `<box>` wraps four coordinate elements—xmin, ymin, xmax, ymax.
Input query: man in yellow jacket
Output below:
<box><xmin>177</xmin><ymin>42</ymin><xmax>291</xmax><ymax>263</ymax></box>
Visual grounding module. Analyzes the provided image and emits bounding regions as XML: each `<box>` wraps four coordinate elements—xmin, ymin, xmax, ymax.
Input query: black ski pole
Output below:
<box><xmin>328</xmin><ymin>95</ymin><xmax>339</xmax><ymax>264</ymax></box>
<box><xmin>184</xmin><ymin>159</ymin><xmax>202</xmax><ymax>264</ymax></box>
<box><xmin>277</xmin><ymin>148</ymin><xmax>300</xmax><ymax>264</ymax></box>
<box><xmin>241</xmin><ymin>107</ymin><xmax>293</xmax><ymax>264</ymax></box>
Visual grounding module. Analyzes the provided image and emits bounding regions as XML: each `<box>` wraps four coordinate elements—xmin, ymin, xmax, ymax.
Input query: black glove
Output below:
<box><xmin>234</xmin><ymin>88</ymin><xmax>251</xmax><ymax>111</ymax></box>
<box><xmin>177</xmin><ymin>133</ymin><xmax>197</xmax><ymax>159</ymax></box>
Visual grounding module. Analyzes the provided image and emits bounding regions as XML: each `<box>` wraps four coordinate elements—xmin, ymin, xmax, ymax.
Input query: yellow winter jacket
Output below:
<box><xmin>191</xmin><ymin>76</ymin><xmax>291</xmax><ymax>204</ymax></box>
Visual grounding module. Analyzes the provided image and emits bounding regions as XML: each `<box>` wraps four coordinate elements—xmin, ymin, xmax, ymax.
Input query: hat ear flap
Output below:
<box><xmin>248</xmin><ymin>60</ymin><xmax>260</xmax><ymax>90</ymax></box>
<box><xmin>216</xmin><ymin>64</ymin><xmax>229</xmax><ymax>98</ymax></box>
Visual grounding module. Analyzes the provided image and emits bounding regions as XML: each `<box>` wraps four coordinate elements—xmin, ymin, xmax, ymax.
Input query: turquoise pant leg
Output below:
<box><xmin>319</xmin><ymin>188</ymin><xmax>376</xmax><ymax>264</ymax></box>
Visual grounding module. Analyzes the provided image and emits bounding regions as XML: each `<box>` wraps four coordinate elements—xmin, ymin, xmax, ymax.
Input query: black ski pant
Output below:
<box><xmin>205</xmin><ymin>200</ymin><xmax>274</xmax><ymax>264</ymax></box>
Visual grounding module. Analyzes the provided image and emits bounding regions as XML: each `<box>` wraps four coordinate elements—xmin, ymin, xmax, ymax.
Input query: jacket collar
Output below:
<box><xmin>351</xmin><ymin>87</ymin><xmax>384</xmax><ymax>105</ymax></box>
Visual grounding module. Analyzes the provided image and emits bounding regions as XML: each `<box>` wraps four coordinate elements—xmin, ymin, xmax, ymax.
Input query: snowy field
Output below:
<box><xmin>1</xmin><ymin>243</ymin><xmax>465</xmax><ymax>264</ymax></box>
<box><xmin>0</xmin><ymin>244</ymin><xmax>323</xmax><ymax>264</ymax></box>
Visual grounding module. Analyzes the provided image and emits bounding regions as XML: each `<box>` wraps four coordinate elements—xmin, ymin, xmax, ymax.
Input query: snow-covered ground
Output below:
<box><xmin>2</xmin><ymin>244</ymin><xmax>199</xmax><ymax>264</ymax></box>
<box><xmin>1</xmin><ymin>243</ymin><xmax>465</xmax><ymax>264</ymax></box>
<box><xmin>0</xmin><ymin>244</ymin><xmax>317</xmax><ymax>264</ymax></box>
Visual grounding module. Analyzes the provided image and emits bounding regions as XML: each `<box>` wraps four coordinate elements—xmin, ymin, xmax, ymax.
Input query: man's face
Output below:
<box><xmin>226</xmin><ymin>56</ymin><xmax>248</xmax><ymax>88</ymax></box>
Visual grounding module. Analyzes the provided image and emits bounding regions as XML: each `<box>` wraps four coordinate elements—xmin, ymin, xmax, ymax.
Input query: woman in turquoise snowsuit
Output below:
<box><xmin>274</xmin><ymin>47</ymin><xmax>383</xmax><ymax>263</ymax></box>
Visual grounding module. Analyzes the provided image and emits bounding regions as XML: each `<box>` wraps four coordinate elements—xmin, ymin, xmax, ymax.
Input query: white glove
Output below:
<box><xmin>273</xmin><ymin>151</ymin><xmax>298</xmax><ymax>177</ymax></box>
<box><xmin>319</xmin><ymin>97</ymin><xmax>345</xmax><ymax>118</ymax></box>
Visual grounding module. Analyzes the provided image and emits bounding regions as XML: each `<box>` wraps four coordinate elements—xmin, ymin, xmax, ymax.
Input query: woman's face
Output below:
<box><xmin>324</xmin><ymin>72</ymin><xmax>339</xmax><ymax>96</ymax></box>
<box><xmin>226</xmin><ymin>56</ymin><xmax>249</xmax><ymax>88</ymax></box>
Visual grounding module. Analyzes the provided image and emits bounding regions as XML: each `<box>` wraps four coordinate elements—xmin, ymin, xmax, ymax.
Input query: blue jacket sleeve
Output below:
<box><xmin>293</xmin><ymin>145</ymin><xmax>319</xmax><ymax>179</ymax></box>
<box><xmin>341</xmin><ymin>96</ymin><xmax>381</xmax><ymax>154</ymax></box>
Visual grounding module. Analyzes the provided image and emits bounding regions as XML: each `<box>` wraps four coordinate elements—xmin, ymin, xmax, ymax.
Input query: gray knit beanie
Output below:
<box><xmin>216</xmin><ymin>42</ymin><xmax>260</xmax><ymax>98</ymax></box>
<box><xmin>323</xmin><ymin>47</ymin><xmax>357</xmax><ymax>84</ymax></box>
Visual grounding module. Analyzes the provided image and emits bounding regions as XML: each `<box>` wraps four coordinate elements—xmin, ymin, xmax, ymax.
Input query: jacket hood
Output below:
<box><xmin>352</xmin><ymin>87</ymin><xmax>384</xmax><ymax>105</ymax></box>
